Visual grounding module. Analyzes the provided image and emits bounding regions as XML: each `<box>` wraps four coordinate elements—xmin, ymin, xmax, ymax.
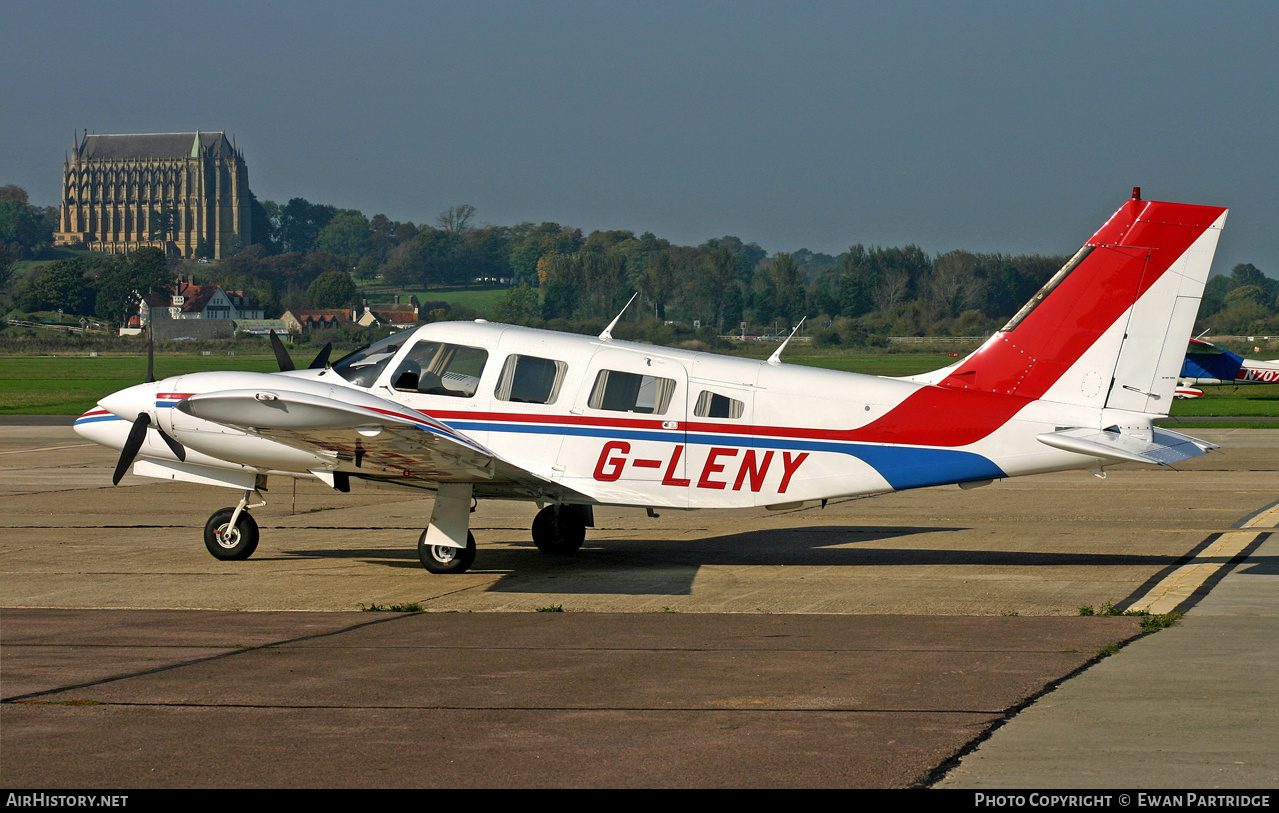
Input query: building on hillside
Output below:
<box><xmin>137</xmin><ymin>277</ymin><xmax>262</xmax><ymax>325</ymax></box>
<box><xmin>356</xmin><ymin>297</ymin><xmax>420</xmax><ymax>329</ymax></box>
<box><xmin>281</xmin><ymin>309</ymin><xmax>353</xmax><ymax>335</ymax></box>
<box><xmin>54</xmin><ymin>130</ymin><xmax>251</xmax><ymax>259</ymax></box>
<box><xmin>357</xmin><ymin>304</ymin><xmax>418</xmax><ymax>329</ymax></box>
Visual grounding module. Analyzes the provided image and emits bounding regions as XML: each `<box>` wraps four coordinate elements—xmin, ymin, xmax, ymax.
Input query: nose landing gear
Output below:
<box><xmin>418</xmin><ymin>530</ymin><xmax>477</xmax><ymax>574</ymax></box>
<box><xmin>203</xmin><ymin>489</ymin><xmax>265</xmax><ymax>560</ymax></box>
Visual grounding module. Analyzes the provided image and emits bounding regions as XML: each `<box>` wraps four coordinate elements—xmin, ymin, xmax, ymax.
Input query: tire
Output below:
<box><xmin>418</xmin><ymin>530</ymin><xmax>476</xmax><ymax>574</ymax></box>
<box><xmin>531</xmin><ymin>505</ymin><xmax>586</xmax><ymax>555</ymax></box>
<box><xmin>204</xmin><ymin>507</ymin><xmax>260</xmax><ymax>561</ymax></box>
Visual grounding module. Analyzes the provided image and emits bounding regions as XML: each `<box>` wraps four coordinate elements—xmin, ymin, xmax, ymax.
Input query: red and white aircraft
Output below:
<box><xmin>75</xmin><ymin>190</ymin><xmax>1228</xmax><ymax>574</ymax></box>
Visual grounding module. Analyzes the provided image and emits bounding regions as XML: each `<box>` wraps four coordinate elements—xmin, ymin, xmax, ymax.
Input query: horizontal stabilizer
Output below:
<box><xmin>1036</xmin><ymin>426</ymin><xmax>1217</xmax><ymax>466</ymax></box>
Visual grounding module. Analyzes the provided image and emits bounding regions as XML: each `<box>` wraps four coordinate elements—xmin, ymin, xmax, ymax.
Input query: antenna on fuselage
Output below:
<box><xmin>599</xmin><ymin>292</ymin><xmax>639</xmax><ymax>342</ymax></box>
<box><xmin>767</xmin><ymin>317</ymin><xmax>806</xmax><ymax>365</ymax></box>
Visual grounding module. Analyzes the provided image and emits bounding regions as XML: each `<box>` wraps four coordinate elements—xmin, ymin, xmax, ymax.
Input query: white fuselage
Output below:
<box><xmin>76</xmin><ymin>321</ymin><xmax>1136</xmax><ymax>509</ymax></box>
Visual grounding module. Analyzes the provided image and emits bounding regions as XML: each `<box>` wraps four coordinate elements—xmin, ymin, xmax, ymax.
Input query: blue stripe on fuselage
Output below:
<box><xmin>446</xmin><ymin>419</ymin><xmax>1005</xmax><ymax>491</ymax></box>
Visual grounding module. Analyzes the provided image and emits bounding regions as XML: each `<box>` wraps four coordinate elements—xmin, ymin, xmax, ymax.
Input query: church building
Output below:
<box><xmin>54</xmin><ymin>131</ymin><xmax>251</xmax><ymax>259</ymax></box>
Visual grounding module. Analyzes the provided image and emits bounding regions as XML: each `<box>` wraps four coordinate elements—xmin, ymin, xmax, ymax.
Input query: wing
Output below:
<box><xmin>175</xmin><ymin>387</ymin><xmax>587</xmax><ymax>501</ymax></box>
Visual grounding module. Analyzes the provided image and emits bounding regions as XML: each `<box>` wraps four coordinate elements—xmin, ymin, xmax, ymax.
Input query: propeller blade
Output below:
<box><xmin>308</xmin><ymin>342</ymin><xmax>333</xmax><ymax>369</ymax></box>
<box><xmin>113</xmin><ymin>414</ymin><xmax>151</xmax><ymax>485</ymax></box>
<box><xmin>269</xmin><ymin>330</ymin><xmax>296</xmax><ymax>372</ymax></box>
<box><xmin>155</xmin><ymin>425</ymin><xmax>186</xmax><ymax>462</ymax></box>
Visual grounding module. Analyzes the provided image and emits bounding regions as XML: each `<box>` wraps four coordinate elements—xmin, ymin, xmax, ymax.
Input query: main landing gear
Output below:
<box><xmin>198</xmin><ymin>482</ymin><xmax>596</xmax><ymax>576</ymax></box>
<box><xmin>532</xmin><ymin>504</ymin><xmax>589</xmax><ymax>555</ymax></box>
<box><xmin>204</xmin><ymin>489</ymin><xmax>266</xmax><ymax>560</ymax></box>
<box><xmin>412</xmin><ymin>489</ymin><xmax>595</xmax><ymax>575</ymax></box>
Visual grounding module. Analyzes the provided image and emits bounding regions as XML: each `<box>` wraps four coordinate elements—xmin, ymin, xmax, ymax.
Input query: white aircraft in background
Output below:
<box><xmin>75</xmin><ymin>189</ymin><xmax>1228</xmax><ymax>574</ymax></box>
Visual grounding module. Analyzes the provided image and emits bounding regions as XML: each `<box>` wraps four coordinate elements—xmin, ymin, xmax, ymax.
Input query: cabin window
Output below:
<box><xmin>588</xmin><ymin>370</ymin><xmax>676</xmax><ymax>415</ymax></box>
<box><xmin>693</xmin><ymin>390</ymin><xmax>744</xmax><ymax>419</ymax></box>
<box><xmin>390</xmin><ymin>341</ymin><xmax>488</xmax><ymax>397</ymax></box>
<box><xmin>495</xmin><ymin>354</ymin><xmax>568</xmax><ymax>405</ymax></box>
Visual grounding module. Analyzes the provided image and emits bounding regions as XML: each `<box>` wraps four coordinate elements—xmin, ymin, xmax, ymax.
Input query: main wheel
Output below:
<box><xmin>418</xmin><ymin>530</ymin><xmax>476</xmax><ymax>574</ymax></box>
<box><xmin>204</xmin><ymin>507</ymin><xmax>260</xmax><ymax>561</ymax></box>
<box><xmin>532</xmin><ymin>505</ymin><xmax>586</xmax><ymax>555</ymax></box>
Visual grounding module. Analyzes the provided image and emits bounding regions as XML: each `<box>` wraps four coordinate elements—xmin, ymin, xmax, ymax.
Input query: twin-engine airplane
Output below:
<box><xmin>76</xmin><ymin>190</ymin><xmax>1228</xmax><ymax>574</ymax></box>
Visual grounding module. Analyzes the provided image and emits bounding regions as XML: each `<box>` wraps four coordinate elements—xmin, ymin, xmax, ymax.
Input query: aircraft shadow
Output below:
<box><xmin>283</xmin><ymin>523</ymin><xmax>1218</xmax><ymax>597</ymax></box>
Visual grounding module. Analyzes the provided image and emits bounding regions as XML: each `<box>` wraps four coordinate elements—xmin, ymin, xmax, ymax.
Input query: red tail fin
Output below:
<box><xmin>938</xmin><ymin>197</ymin><xmax>1227</xmax><ymax>406</ymax></box>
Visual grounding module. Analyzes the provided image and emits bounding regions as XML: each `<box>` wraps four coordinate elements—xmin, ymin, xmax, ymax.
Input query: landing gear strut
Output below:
<box><xmin>417</xmin><ymin>483</ymin><xmax>476</xmax><ymax>574</ymax></box>
<box><xmin>532</xmin><ymin>504</ymin><xmax>590</xmax><ymax>555</ymax></box>
<box><xmin>204</xmin><ymin>489</ymin><xmax>265</xmax><ymax>560</ymax></box>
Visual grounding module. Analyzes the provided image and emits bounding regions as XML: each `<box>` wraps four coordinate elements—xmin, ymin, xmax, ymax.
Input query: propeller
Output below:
<box><xmin>269</xmin><ymin>330</ymin><xmax>332</xmax><ymax>372</ymax></box>
<box><xmin>111</xmin><ymin>413</ymin><xmax>186</xmax><ymax>485</ymax></box>
<box><xmin>310</xmin><ymin>342</ymin><xmax>332</xmax><ymax>369</ymax></box>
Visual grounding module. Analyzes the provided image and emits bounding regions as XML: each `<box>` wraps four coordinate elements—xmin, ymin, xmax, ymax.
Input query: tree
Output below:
<box><xmin>251</xmin><ymin>196</ymin><xmax>282</xmax><ymax>254</ymax></box>
<box><xmin>453</xmin><ymin>225</ymin><xmax>513</xmax><ymax>283</ymax></box>
<box><xmin>305</xmin><ymin>270</ymin><xmax>356</xmax><ymax>309</ymax></box>
<box><xmin>314</xmin><ymin>211</ymin><xmax>373</xmax><ymax>266</ymax></box>
<box><xmin>837</xmin><ymin>245</ymin><xmax>878</xmax><ymax>317</ymax></box>
<box><xmin>0</xmin><ymin>199</ymin><xmax>48</xmax><ymax>258</ymax></box>
<box><xmin>436</xmin><ymin>204</ymin><xmax>476</xmax><ymax>235</ymax></box>
<box><xmin>753</xmin><ymin>254</ymin><xmax>806</xmax><ymax>328</ymax></box>
<box><xmin>930</xmin><ymin>251</ymin><xmax>984</xmax><ymax>319</ymax></box>
<box><xmin>277</xmin><ymin>198</ymin><xmax>337</xmax><ymax>254</ymax></box>
<box><xmin>694</xmin><ymin>247</ymin><xmax>738</xmax><ymax>330</ymax></box>
<box><xmin>637</xmin><ymin>251</ymin><xmax>677</xmax><ymax>320</ymax></box>
<box><xmin>94</xmin><ymin>248</ymin><xmax>172</xmax><ymax>326</ymax></box>
<box><xmin>150</xmin><ymin>204</ymin><xmax>176</xmax><ymax>243</ymax></box>
<box><xmin>508</xmin><ymin>222</ymin><xmax>583</xmax><ymax>285</ymax></box>
<box><xmin>493</xmin><ymin>285</ymin><xmax>540</xmax><ymax>325</ymax></box>
<box><xmin>0</xmin><ymin>241</ymin><xmax>20</xmax><ymax>295</ymax></box>
<box><xmin>380</xmin><ymin>228</ymin><xmax>461</xmax><ymax>287</ymax></box>
<box><xmin>1231</xmin><ymin>263</ymin><xmax>1269</xmax><ymax>289</ymax></box>
<box><xmin>20</xmin><ymin>258</ymin><xmax>96</xmax><ymax>314</ymax></box>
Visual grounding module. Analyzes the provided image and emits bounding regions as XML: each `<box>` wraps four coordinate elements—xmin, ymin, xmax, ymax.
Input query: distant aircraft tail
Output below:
<box><xmin>936</xmin><ymin>189</ymin><xmax>1228</xmax><ymax>415</ymax></box>
<box><xmin>1181</xmin><ymin>339</ymin><xmax>1246</xmax><ymax>383</ymax></box>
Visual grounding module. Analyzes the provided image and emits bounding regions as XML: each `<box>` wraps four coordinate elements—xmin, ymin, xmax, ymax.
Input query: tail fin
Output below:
<box><xmin>939</xmin><ymin>191</ymin><xmax>1227</xmax><ymax>414</ymax></box>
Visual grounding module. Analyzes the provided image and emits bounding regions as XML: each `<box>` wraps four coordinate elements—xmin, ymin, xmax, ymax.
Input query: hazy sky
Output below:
<box><xmin>4</xmin><ymin>1</ymin><xmax>1275</xmax><ymax>273</ymax></box>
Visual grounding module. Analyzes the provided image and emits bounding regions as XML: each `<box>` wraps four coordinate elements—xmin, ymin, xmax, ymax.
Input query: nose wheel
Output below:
<box><xmin>203</xmin><ymin>489</ymin><xmax>266</xmax><ymax>560</ymax></box>
<box><xmin>418</xmin><ymin>530</ymin><xmax>477</xmax><ymax>574</ymax></box>
<box><xmin>204</xmin><ymin>507</ymin><xmax>260</xmax><ymax>560</ymax></box>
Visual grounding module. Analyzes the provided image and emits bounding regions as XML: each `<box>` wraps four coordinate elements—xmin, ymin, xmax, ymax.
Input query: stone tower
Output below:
<box><xmin>54</xmin><ymin>131</ymin><xmax>251</xmax><ymax>259</ymax></box>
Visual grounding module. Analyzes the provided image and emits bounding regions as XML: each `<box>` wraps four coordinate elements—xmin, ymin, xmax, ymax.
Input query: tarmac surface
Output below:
<box><xmin>1</xmin><ymin>424</ymin><xmax>1276</xmax><ymax>789</ymax></box>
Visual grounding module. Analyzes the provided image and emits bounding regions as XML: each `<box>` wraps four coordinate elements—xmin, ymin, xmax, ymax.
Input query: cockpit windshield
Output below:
<box><xmin>330</xmin><ymin>334</ymin><xmax>406</xmax><ymax>387</ymax></box>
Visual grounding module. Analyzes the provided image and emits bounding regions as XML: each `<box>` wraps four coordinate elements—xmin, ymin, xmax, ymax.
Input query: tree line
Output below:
<box><xmin>3</xmin><ymin>183</ymin><xmax>1277</xmax><ymax>341</ymax></box>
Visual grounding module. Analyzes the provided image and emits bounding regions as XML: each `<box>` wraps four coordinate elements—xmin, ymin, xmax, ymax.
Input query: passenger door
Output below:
<box><xmin>556</xmin><ymin>347</ymin><xmax>689</xmax><ymax>507</ymax></box>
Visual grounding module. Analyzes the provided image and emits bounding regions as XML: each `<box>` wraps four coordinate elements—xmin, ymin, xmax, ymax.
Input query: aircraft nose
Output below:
<box><xmin>98</xmin><ymin>382</ymin><xmax>158</xmax><ymax>422</ymax></box>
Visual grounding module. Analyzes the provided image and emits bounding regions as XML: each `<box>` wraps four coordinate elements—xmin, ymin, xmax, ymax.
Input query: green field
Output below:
<box><xmin>1165</xmin><ymin>383</ymin><xmax>1279</xmax><ymax>418</ymax></box>
<box><xmin>0</xmin><ymin>354</ymin><xmax>279</xmax><ymax>415</ymax></box>
<box><xmin>356</xmin><ymin>284</ymin><xmax>512</xmax><ymax>318</ymax></box>
<box><xmin>2</xmin><ymin>350</ymin><xmax>1276</xmax><ymax>421</ymax></box>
